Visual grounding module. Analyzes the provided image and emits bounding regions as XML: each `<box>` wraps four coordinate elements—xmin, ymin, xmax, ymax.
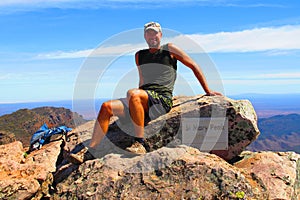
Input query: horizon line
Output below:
<box><xmin>1</xmin><ymin>92</ymin><xmax>300</xmax><ymax>104</ymax></box>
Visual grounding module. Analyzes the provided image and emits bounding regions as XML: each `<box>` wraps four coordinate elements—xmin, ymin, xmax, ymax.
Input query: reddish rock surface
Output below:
<box><xmin>0</xmin><ymin>141</ymin><xmax>62</xmax><ymax>199</ymax></box>
<box><xmin>234</xmin><ymin>151</ymin><xmax>300</xmax><ymax>200</ymax></box>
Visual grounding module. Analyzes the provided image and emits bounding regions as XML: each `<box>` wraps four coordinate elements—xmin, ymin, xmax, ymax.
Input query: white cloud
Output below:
<box><xmin>0</xmin><ymin>0</ymin><xmax>74</xmax><ymax>9</ymax></box>
<box><xmin>258</xmin><ymin>73</ymin><xmax>300</xmax><ymax>79</ymax></box>
<box><xmin>0</xmin><ymin>0</ymin><xmax>286</xmax><ymax>11</ymax></box>
<box><xmin>0</xmin><ymin>73</ymin><xmax>12</xmax><ymax>80</ymax></box>
<box><xmin>0</xmin><ymin>0</ymin><xmax>196</xmax><ymax>9</ymax></box>
<box><xmin>35</xmin><ymin>49</ymin><xmax>93</xmax><ymax>60</ymax></box>
<box><xmin>223</xmin><ymin>78</ymin><xmax>300</xmax><ymax>95</ymax></box>
<box><xmin>222</xmin><ymin>72</ymin><xmax>300</xmax><ymax>81</ymax></box>
<box><xmin>35</xmin><ymin>25</ymin><xmax>300</xmax><ymax>59</ymax></box>
<box><xmin>35</xmin><ymin>43</ymin><xmax>145</xmax><ymax>59</ymax></box>
<box><xmin>188</xmin><ymin>25</ymin><xmax>300</xmax><ymax>53</ymax></box>
<box><xmin>0</xmin><ymin>0</ymin><xmax>80</xmax><ymax>7</ymax></box>
<box><xmin>223</xmin><ymin>79</ymin><xmax>300</xmax><ymax>87</ymax></box>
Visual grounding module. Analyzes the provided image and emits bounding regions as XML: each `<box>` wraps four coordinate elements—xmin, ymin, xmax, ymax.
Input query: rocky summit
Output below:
<box><xmin>0</xmin><ymin>95</ymin><xmax>299</xmax><ymax>199</ymax></box>
<box><xmin>69</xmin><ymin>95</ymin><xmax>260</xmax><ymax>162</ymax></box>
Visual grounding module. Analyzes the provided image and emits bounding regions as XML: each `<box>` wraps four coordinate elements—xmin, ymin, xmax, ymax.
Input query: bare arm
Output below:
<box><xmin>168</xmin><ymin>43</ymin><xmax>222</xmax><ymax>96</ymax></box>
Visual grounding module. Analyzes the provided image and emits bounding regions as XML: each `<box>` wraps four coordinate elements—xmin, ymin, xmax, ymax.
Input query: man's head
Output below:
<box><xmin>144</xmin><ymin>21</ymin><xmax>162</xmax><ymax>48</ymax></box>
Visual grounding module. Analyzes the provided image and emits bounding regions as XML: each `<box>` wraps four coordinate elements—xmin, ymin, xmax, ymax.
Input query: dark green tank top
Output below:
<box><xmin>138</xmin><ymin>44</ymin><xmax>177</xmax><ymax>98</ymax></box>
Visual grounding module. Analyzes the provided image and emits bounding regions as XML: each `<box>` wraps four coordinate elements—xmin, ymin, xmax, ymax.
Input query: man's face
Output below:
<box><xmin>144</xmin><ymin>29</ymin><xmax>162</xmax><ymax>48</ymax></box>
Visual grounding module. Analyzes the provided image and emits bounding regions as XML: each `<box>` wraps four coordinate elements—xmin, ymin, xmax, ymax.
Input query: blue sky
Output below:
<box><xmin>1</xmin><ymin>0</ymin><xmax>300</xmax><ymax>103</ymax></box>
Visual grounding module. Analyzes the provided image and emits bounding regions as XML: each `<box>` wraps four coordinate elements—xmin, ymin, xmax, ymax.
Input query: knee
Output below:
<box><xmin>100</xmin><ymin>101</ymin><xmax>113</xmax><ymax>116</ymax></box>
<box><xmin>127</xmin><ymin>89</ymin><xmax>141</xmax><ymax>103</ymax></box>
<box><xmin>127</xmin><ymin>89</ymin><xmax>138</xmax><ymax>96</ymax></box>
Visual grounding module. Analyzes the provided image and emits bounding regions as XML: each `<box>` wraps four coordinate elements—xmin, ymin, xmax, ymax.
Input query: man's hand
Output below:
<box><xmin>205</xmin><ymin>91</ymin><xmax>223</xmax><ymax>96</ymax></box>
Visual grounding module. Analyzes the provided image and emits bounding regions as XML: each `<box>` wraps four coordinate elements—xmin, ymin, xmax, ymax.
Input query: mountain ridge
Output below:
<box><xmin>0</xmin><ymin>106</ymin><xmax>87</xmax><ymax>147</ymax></box>
<box><xmin>247</xmin><ymin>113</ymin><xmax>300</xmax><ymax>153</ymax></box>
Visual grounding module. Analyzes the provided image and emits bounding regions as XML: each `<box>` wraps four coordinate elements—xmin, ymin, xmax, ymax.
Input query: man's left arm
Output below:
<box><xmin>168</xmin><ymin>43</ymin><xmax>222</xmax><ymax>96</ymax></box>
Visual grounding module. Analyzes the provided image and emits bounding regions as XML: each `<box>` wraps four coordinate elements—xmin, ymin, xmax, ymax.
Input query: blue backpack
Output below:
<box><xmin>30</xmin><ymin>123</ymin><xmax>72</xmax><ymax>152</ymax></box>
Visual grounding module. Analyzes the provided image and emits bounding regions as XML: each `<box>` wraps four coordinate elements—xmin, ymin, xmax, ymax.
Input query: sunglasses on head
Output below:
<box><xmin>144</xmin><ymin>22</ymin><xmax>161</xmax><ymax>28</ymax></box>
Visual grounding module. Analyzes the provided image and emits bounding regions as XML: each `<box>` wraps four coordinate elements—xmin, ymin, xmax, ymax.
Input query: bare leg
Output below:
<box><xmin>127</xmin><ymin>89</ymin><xmax>149</xmax><ymax>138</ymax></box>
<box><xmin>89</xmin><ymin>99</ymin><xmax>125</xmax><ymax>148</ymax></box>
<box><xmin>89</xmin><ymin>89</ymin><xmax>148</xmax><ymax>149</ymax></box>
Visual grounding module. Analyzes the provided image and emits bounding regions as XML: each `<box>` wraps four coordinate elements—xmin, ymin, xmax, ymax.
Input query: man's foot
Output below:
<box><xmin>67</xmin><ymin>147</ymin><xmax>95</xmax><ymax>165</ymax></box>
<box><xmin>125</xmin><ymin>141</ymin><xmax>147</xmax><ymax>155</ymax></box>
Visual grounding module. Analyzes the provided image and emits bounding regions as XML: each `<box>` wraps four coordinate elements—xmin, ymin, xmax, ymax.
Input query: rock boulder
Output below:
<box><xmin>145</xmin><ymin>95</ymin><xmax>260</xmax><ymax>161</ymax></box>
<box><xmin>54</xmin><ymin>145</ymin><xmax>269</xmax><ymax>199</ymax></box>
<box><xmin>0</xmin><ymin>140</ymin><xmax>62</xmax><ymax>199</ymax></box>
<box><xmin>72</xmin><ymin>95</ymin><xmax>260</xmax><ymax>161</ymax></box>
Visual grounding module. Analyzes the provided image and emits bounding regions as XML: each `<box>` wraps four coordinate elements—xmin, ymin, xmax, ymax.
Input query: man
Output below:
<box><xmin>69</xmin><ymin>21</ymin><xmax>222</xmax><ymax>164</ymax></box>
